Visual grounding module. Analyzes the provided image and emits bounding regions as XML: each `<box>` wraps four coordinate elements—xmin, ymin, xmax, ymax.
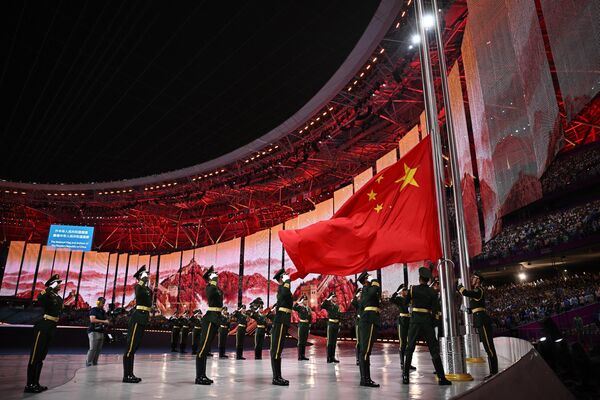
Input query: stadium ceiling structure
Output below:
<box><xmin>0</xmin><ymin>0</ymin><xmax>596</xmax><ymax>253</ymax></box>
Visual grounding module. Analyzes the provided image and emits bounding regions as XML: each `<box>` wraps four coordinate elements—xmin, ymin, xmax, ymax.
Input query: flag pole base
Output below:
<box><xmin>465</xmin><ymin>357</ymin><xmax>486</xmax><ymax>363</ymax></box>
<box><xmin>463</xmin><ymin>331</ymin><xmax>483</xmax><ymax>360</ymax></box>
<box><xmin>439</xmin><ymin>335</ymin><xmax>469</xmax><ymax>376</ymax></box>
<box><xmin>445</xmin><ymin>373</ymin><xmax>474</xmax><ymax>381</ymax></box>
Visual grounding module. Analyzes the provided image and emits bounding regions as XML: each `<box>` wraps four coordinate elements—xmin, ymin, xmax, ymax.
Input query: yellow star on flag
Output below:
<box><xmin>376</xmin><ymin>175</ymin><xmax>384</xmax><ymax>184</ymax></box>
<box><xmin>395</xmin><ymin>164</ymin><xmax>419</xmax><ymax>192</ymax></box>
<box><xmin>367</xmin><ymin>190</ymin><xmax>377</xmax><ymax>201</ymax></box>
<box><xmin>374</xmin><ymin>203</ymin><xmax>383</xmax><ymax>213</ymax></box>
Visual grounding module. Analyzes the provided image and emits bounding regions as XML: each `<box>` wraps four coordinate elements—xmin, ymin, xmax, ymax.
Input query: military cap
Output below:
<box><xmin>45</xmin><ymin>274</ymin><xmax>62</xmax><ymax>287</ymax></box>
<box><xmin>203</xmin><ymin>265</ymin><xmax>217</xmax><ymax>282</ymax></box>
<box><xmin>357</xmin><ymin>271</ymin><xmax>369</xmax><ymax>285</ymax></box>
<box><xmin>273</xmin><ymin>268</ymin><xmax>286</xmax><ymax>281</ymax></box>
<box><xmin>418</xmin><ymin>267</ymin><xmax>432</xmax><ymax>280</ymax></box>
<box><xmin>472</xmin><ymin>272</ymin><xmax>483</xmax><ymax>281</ymax></box>
<box><xmin>133</xmin><ymin>265</ymin><xmax>147</xmax><ymax>280</ymax></box>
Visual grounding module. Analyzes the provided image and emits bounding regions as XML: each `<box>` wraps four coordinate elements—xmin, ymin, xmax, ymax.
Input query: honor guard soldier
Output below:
<box><xmin>391</xmin><ymin>284</ymin><xmax>415</xmax><ymax>371</ymax></box>
<box><xmin>190</xmin><ymin>310</ymin><xmax>203</xmax><ymax>355</ymax></box>
<box><xmin>357</xmin><ymin>272</ymin><xmax>381</xmax><ymax>388</ymax></box>
<box><xmin>169</xmin><ymin>313</ymin><xmax>181</xmax><ymax>352</ymax></box>
<box><xmin>24</xmin><ymin>274</ymin><xmax>63</xmax><ymax>393</ymax></box>
<box><xmin>352</xmin><ymin>272</ymin><xmax>369</xmax><ymax>366</ymax></box>
<box><xmin>293</xmin><ymin>295</ymin><xmax>311</xmax><ymax>361</ymax></box>
<box><xmin>250</xmin><ymin>297</ymin><xmax>267</xmax><ymax>359</ymax></box>
<box><xmin>402</xmin><ymin>267</ymin><xmax>451</xmax><ymax>386</ymax></box>
<box><xmin>195</xmin><ymin>266</ymin><xmax>223</xmax><ymax>385</ymax></box>
<box><xmin>233</xmin><ymin>305</ymin><xmax>248</xmax><ymax>360</ymax></box>
<box><xmin>457</xmin><ymin>272</ymin><xmax>498</xmax><ymax>380</ymax></box>
<box><xmin>270</xmin><ymin>268</ymin><xmax>292</xmax><ymax>386</ymax></box>
<box><xmin>431</xmin><ymin>279</ymin><xmax>443</xmax><ymax>340</ymax></box>
<box><xmin>123</xmin><ymin>265</ymin><xmax>152</xmax><ymax>383</ymax></box>
<box><xmin>218</xmin><ymin>307</ymin><xmax>230</xmax><ymax>359</ymax></box>
<box><xmin>179</xmin><ymin>311</ymin><xmax>191</xmax><ymax>353</ymax></box>
<box><xmin>321</xmin><ymin>292</ymin><xmax>341</xmax><ymax>363</ymax></box>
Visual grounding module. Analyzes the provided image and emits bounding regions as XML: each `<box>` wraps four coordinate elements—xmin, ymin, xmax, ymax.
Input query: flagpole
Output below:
<box><xmin>430</xmin><ymin>0</ymin><xmax>483</xmax><ymax>364</ymax></box>
<box><xmin>414</xmin><ymin>0</ymin><xmax>471</xmax><ymax>380</ymax></box>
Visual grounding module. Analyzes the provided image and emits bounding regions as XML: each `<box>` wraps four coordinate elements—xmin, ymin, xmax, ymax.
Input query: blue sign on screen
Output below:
<box><xmin>47</xmin><ymin>225</ymin><xmax>94</xmax><ymax>251</ymax></box>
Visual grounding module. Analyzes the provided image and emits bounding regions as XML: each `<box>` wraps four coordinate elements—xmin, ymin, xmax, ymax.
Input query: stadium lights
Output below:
<box><xmin>395</xmin><ymin>22</ymin><xmax>400</xmax><ymax>29</ymax></box>
<box><xmin>555</xmin><ymin>338</ymin><xmax>563</xmax><ymax>343</ymax></box>
<box><xmin>411</xmin><ymin>34</ymin><xmax>421</xmax><ymax>45</ymax></box>
<box><xmin>379</xmin><ymin>48</ymin><xmax>385</xmax><ymax>54</ymax></box>
<box><xmin>539</xmin><ymin>337</ymin><xmax>547</xmax><ymax>342</ymax></box>
<box><xmin>422</xmin><ymin>14</ymin><xmax>435</xmax><ymax>29</ymax></box>
<box><xmin>518</xmin><ymin>272</ymin><xmax>527</xmax><ymax>281</ymax></box>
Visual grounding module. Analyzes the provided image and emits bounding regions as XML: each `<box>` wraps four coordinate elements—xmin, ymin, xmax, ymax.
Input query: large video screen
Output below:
<box><xmin>47</xmin><ymin>225</ymin><xmax>94</xmax><ymax>251</ymax></box>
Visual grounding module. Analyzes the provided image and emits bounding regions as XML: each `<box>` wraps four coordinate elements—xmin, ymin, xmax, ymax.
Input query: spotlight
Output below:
<box><xmin>539</xmin><ymin>337</ymin><xmax>547</xmax><ymax>342</ymax></box>
<box><xmin>554</xmin><ymin>338</ymin><xmax>563</xmax><ymax>343</ymax></box>
<box><xmin>518</xmin><ymin>272</ymin><xmax>527</xmax><ymax>281</ymax></box>
<box><xmin>422</xmin><ymin>14</ymin><xmax>435</xmax><ymax>29</ymax></box>
<box><xmin>411</xmin><ymin>34</ymin><xmax>421</xmax><ymax>45</ymax></box>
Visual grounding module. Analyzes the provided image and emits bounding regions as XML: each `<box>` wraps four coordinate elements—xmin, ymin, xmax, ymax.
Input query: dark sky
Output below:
<box><xmin>0</xmin><ymin>0</ymin><xmax>381</xmax><ymax>183</ymax></box>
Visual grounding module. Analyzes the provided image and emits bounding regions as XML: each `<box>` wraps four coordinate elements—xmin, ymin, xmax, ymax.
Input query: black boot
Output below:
<box><xmin>275</xmin><ymin>358</ymin><xmax>289</xmax><ymax>386</ymax></box>
<box><xmin>255</xmin><ymin>349</ymin><xmax>262</xmax><ymax>360</ymax></box>
<box><xmin>219</xmin><ymin>348</ymin><xmax>227</xmax><ymax>359</ymax></box>
<box><xmin>122</xmin><ymin>356</ymin><xmax>140</xmax><ymax>383</ymax></box>
<box><xmin>400</xmin><ymin>349</ymin><xmax>416</xmax><ymax>370</ymax></box>
<box><xmin>236</xmin><ymin>348</ymin><xmax>245</xmax><ymax>360</ymax></box>
<box><xmin>195</xmin><ymin>356</ymin><xmax>212</xmax><ymax>385</ymax></box>
<box><xmin>355</xmin><ymin>346</ymin><xmax>360</xmax><ymax>366</ymax></box>
<box><xmin>300</xmin><ymin>345</ymin><xmax>309</xmax><ymax>361</ymax></box>
<box><xmin>358</xmin><ymin>357</ymin><xmax>366</xmax><ymax>385</ymax></box>
<box><xmin>484</xmin><ymin>355</ymin><xmax>498</xmax><ymax>380</ymax></box>
<box><xmin>130</xmin><ymin>355</ymin><xmax>142</xmax><ymax>382</ymax></box>
<box><xmin>24</xmin><ymin>363</ymin><xmax>42</xmax><ymax>393</ymax></box>
<box><xmin>432</xmin><ymin>356</ymin><xmax>452</xmax><ymax>386</ymax></box>
<box><xmin>35</xmin><ymin>362</ymin><xmax>48</xmax><ymax>391</ymax></box>
<box><xmin>363</xmin><ymin>359</ymin><xmax>379</xmax><ymax>387</ymax></box>
<box><xmin>297</xmin><ymin>346</ymin><xmax>302</xmax><ymax>361</ymax></box>
<box><xmin>402</xmin><ymin>353</ymin><xmax>412</xmax><ymax>384</ymax></box>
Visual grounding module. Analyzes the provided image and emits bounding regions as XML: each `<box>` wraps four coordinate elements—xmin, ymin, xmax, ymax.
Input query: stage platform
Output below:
<box><xmin>1</xmin><ymin>338</ymin><xmax>572</xmax><ymax>400</ymax></box>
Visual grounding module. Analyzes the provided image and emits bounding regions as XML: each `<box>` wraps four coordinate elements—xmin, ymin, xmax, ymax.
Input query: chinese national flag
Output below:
<box><xmin>279</xmin><ymin>135</ymin><xmax>441</xmax><ymax>279</ymax></box>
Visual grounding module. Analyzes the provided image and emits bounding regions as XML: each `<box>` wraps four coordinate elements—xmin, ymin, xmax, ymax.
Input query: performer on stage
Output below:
<box><xmin>179</xmin><ymin>311</ymin><xmax>191</xmax><ymax>353</ymax></box>
<box><xmin>457</xmin><ymin>272</ymin><xmax>498</xmax><ymax>380</ymax></box>
<box><xmin>270</xmin><ymin>268</ymin><xmax>292</xmax><ymax>386</ymax></box>
<box><xmin>169</xmin><ymin>312</ymin><xmax>181</xmax><ymax>352</ymax></box>
<box><xmin>195</xmin><ymin>266</ymin><xmax>223</xmax><ymax>385</ymax></box>
<box><xmin>321</xmin><ymin>292</ymin><xmax>341</xmax><ymax>363</ymax></box>
<box><xmin>293</xmin><ymin>295</ymin><xmax>311</xmax><ymax>361</ymax></box>
<box><xmin>218</xmin><ymin>307</ymin><xmax>230</xmax><ymax>359</ymax></box>
<box><xmin>123</xmin><ymin>265</ymin><xmax>152</xmax><ymax>384</ymax></box>
<box><xmin>357</xmin><ymin>272</ymin><xmax>380</xmax><ymax>388</ymax></box>
<box><xmin>190</xmin><ymin>310</ymin><xmax>203</xmax><ymax>355</ymax></box>
<box><xmin>250</xmin><ymin>297</ymin><xmax>267</xmax><ymax>360</ymax></box>
<box><xmin>390</xmin><ymin>284</ymin><xmax>415</xmax><ymax>371</ymax></box>
<box><xmin>402</xmin><ymin>267</ymin><xmax>451</xmax><ymax>386</ymax></box>
<box><xmin>24</xmin><ymin>274</ymin><xmax>63</xmax><ymax>393</ymax></box>
<box><xmin>233</xmin><ymin>305</ymin><xmax>248</xmax><ymax>360</ymax></box>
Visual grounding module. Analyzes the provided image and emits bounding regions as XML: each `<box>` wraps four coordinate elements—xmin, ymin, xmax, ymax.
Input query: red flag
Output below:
<box><xmin>280</xmin><ymin>135</ymin><xmax>441</xmax><ymax>279</ymax></box>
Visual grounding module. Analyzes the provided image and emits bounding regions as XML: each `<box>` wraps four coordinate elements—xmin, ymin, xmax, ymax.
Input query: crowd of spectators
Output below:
<box><xmin>541</xmin><ymin>141</ymin><xmax>600</xmax><ymax>195</ymax></box>
<box><xmin>486</xmin><ymin>272</ymin><xmax>600</xmax><ymax>330</ymax></box>
<box><xmin>476</xmin><ymin>198</ymin><xmax>600</xmax><ymax>261</ymax></box>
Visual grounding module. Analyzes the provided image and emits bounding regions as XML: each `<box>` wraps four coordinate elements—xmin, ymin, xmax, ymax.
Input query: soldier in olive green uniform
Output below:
<box><xmin>195</xmin><ymin>266</ymin><xmax>223</xmax><ymax>385</ymax></box>
<box><xmin>270</xmin><ymin>268</ymin><xmax>292</xmax><ymax>386</ymax></box>
<box><xmin>357</xmin><ymin>272</ymin><xmax>381</xmax><ymax>388</ymax></box>
<box><xmin>123</xmin><ymin>265</ymin><xmax>152</xmax><ymax>383</ymax></box>
<box><xmin>179</xmin><ymin>312</ymin><xmax>191</xmax><ymax>353</ymax></box>
<box><xmin>321</xmin><ymin>292</ymin><xmax>341</xmax><ymax>363</ymax></box>
<box><xmin>391</xmin><ymin>284</ymin><xmax>415</xmax><ymax>371</ymax></box>
<box><xmin>293</xmin><ymin>295</ymin><xmax>311</xmax><ymax>361</ymax></box>
<box><xmin>250</xmin><ymin>297</ymin><xmax>267</xmax><ymax>359</ymax></box>
<box><xmin>169</xmin><ymin>313</ymin><xmax>181</xmax><ymax>352</ymax></box>
<box><xmin>24</xmin><ymin>274</ymin><xmax>63</xmax><ymax>393</ymax></box>
<box><xmin>402</xmin><ymin>267</ymin><xmax>451</xmax><ymax>386</ymax></box>
<box><xmin>457</xmin><ymin>272</ymin><xmax>498</xmax><ymax>380</ymax></box>
<box><xmin>218</xmin><ymin>307</ymin><xmax>230</xmax><ymax>358</ymax></box>
<box><xmin>190</xmin><ymin>310</ymin><xmax>203</xmax><ymax>355</ymax></box>
<box><xmin>351</xmin><ymin>272</ymin><xmax>369</xmax><ymax>366</ymax></box>
<box><xmin>233</xmin><ymin>305</ymin><xmax>248</xmax><ymax>360</ymax></box>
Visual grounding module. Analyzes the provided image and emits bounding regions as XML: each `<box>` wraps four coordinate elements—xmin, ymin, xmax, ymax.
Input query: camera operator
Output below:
<box><xmin>86</xmin><ymin>297</ymin><xmax>110</xmax><ymax>367</ymax></box>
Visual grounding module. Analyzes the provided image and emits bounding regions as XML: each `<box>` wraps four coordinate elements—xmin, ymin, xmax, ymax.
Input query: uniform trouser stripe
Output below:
<box><xmin>365</xmin><ymin>324</ymin><xmax>374</xmax><ymax>360</ymax></box>
<box><xmin>481</xmin><ymin>325</ymin><xmax>495</xmax><ymax>357</ymax></box>
<box><xmin>199</xmin><ymin>324</ymin><xmax>212</xmax><ymax>357</ymax></box>
<box><xmin>276</xmin><ymin>324</ymin><xmax>283</xmax><ymax>359</ymax></box>
<box><xmin>30</xmin><ymin>331</ymin><xmax>41</xmax><ymax>365</ymax></box>
<box><xmin>127</xmin><ymin>323</ymin><xmax>138</xmax><ymax>357</ymax></box>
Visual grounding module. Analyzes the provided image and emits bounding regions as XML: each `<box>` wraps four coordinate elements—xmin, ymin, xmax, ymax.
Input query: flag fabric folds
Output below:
<box><xmin>279</xmin><ymin>135</ymin><xmax>441</xmax><ymax>279</ymax></box>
